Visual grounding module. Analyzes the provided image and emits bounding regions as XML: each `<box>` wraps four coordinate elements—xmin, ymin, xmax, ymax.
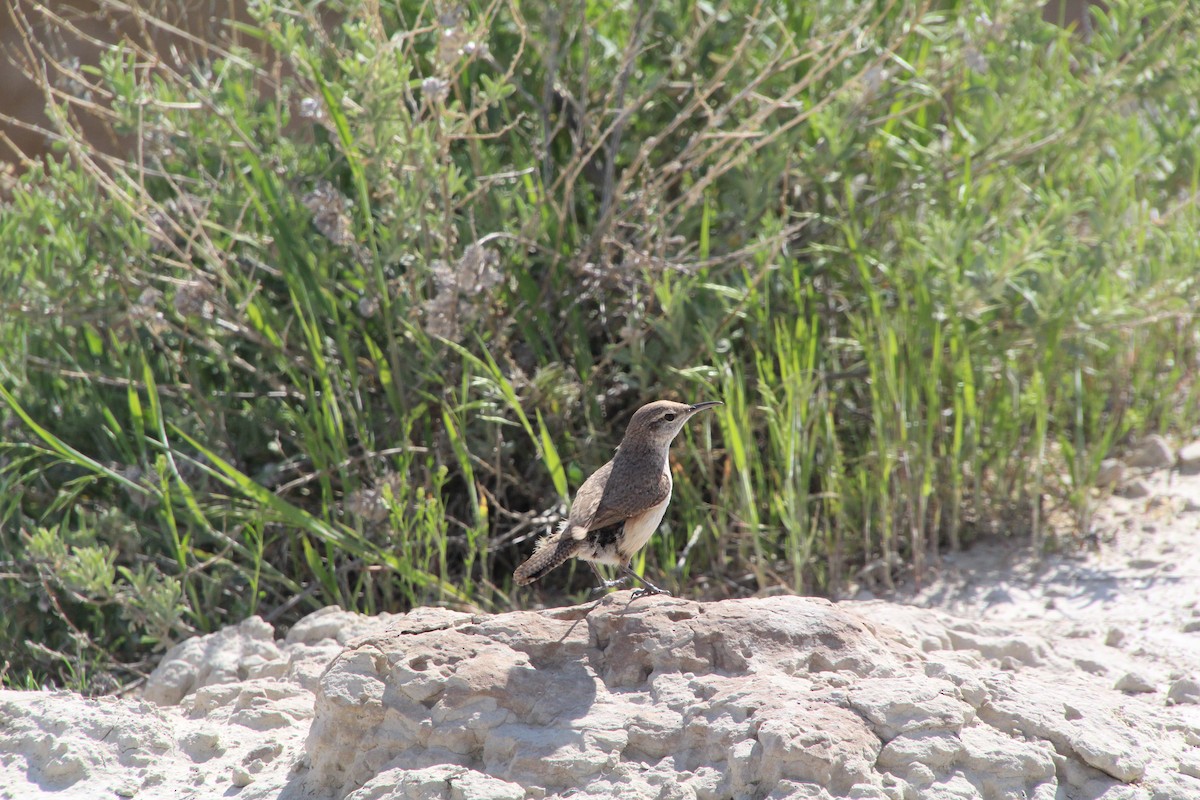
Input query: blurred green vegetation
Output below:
<box><xmin>1</xmin><ymin>0</ymin><xmax>1197</xmax><ymax>690</ymax></box>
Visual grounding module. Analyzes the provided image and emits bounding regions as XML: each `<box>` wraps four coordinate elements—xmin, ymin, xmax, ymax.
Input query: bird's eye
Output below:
<box><xmin>664</xmin><ymin>413</ymin><xmax>677</xmax><ymax>422</ymax></box>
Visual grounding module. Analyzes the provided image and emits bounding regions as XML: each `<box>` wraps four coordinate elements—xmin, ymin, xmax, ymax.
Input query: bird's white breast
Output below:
<box><xmin>616</xmin><ymin>464</ymin><xmax>673</xmax><ymax>562</ymax></box>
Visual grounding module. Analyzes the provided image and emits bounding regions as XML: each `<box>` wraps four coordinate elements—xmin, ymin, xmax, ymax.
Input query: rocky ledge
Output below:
<box><xmin>3</xmin><ymin>594</ymin><xmax>1200</xmax><ymax>799</ymax></box>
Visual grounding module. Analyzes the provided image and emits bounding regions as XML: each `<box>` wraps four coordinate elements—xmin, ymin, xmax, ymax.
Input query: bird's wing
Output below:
<box><xmin>573</xmin><ymin>465</ymin><xmax>671</xmax><ymax>536</ymax></box>
<box><xmin>563</xmin><ymin>461</ymin><xmax>614</xmax><ymax>540</ymax></box>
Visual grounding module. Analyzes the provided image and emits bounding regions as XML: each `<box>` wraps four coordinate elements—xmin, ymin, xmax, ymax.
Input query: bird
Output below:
<box><xmin>513</xmin><ymin>399</ymin><xmax>722</xmax><ymax>598</ymax></box>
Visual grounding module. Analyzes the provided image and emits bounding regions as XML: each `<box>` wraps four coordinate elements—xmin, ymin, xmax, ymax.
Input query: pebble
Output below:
<box><xmin>1096</xmin><ymin>458</ymin><xmax>1125</xmax><ymax>488</ymax></box>
<box><xmin>1178</xmin><ymin>440</ymin><xmax>1200</xmax><ymax>475</ymax></box>
<box><xmin>231</xmin><ymin>766</ymin><xmax>255</xmax><ymax>787</ymax></box>
<box><xmin>1167</xmin><ymin>677</ymin><xmax>1200</xmax><ymax>705</ymax></box>
<box><xmin>1128</xmin><ymin>435</ymin><xmax>1175</xmax><ymax>469</ymax></box>
<box><xmin>1114</xmin><ymin>672</ymin><xmax>1156</xmax><ymax>693</ymax></box>
<box><xmin>1118</xmin><ymin>479</ymin><xmax>1153</xmax><ymax>499</ymax></box>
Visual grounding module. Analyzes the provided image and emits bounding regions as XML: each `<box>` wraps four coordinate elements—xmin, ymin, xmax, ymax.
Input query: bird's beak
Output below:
<box><xmin>688</xmin><ymin>401</ymin><xmax>723</xmax><ymax>414</ymax></box>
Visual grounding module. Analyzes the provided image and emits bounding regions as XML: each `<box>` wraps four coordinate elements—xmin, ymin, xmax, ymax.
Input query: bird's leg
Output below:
<box><xmin>618</xmin><ymin>564</ymin><xmax>671</xmax><ymax>599</ymax></box>
<box><xmin>589</xmin><ymin>562</ymin><xmax>629</xmax><ymax>594</ymax></box>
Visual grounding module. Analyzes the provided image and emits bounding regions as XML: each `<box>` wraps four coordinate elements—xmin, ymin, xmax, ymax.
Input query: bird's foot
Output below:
<box><xmin>630</xmin><ymin>585</ymin><xmax>671</xmax><ymax>600</ymax></box>
<box><xmin>615</xmin><ymin>564</ymin><xmax>671</xmax><ymax>599</ymax></box>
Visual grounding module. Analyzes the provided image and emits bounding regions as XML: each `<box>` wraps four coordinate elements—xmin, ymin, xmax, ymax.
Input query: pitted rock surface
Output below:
<box><xmin>4</xmin><ymin>596</ymin><xmax>1200</xmax><ymax>799</ymax></box>
<box><xmin>302</xmin><ymin>595</ymin><xmax>1198</xmax><ymax>800</ymax></box>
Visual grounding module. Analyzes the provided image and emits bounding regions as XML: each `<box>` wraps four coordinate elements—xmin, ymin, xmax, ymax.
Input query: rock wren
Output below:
<box><xmin>513</xmin><ymin>399</ymin><xmax>722</xmax><ymax>598</ymax></box>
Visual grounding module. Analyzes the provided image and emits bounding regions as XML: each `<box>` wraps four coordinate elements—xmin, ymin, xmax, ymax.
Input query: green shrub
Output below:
<box><xmin>1</xmin><ymin>0</ymin><xmax>1197</xmax><ymax>688</ymax></box>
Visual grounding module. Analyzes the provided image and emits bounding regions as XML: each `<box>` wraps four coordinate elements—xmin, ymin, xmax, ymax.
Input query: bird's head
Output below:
<box><xmin>623</xmin><ymin>399</ymin><xmax>722</xmax><ymax>448</ymax></box>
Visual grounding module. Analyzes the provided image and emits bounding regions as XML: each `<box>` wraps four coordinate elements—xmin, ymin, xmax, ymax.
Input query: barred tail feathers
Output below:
<box><xmin>513</xmin><ymin>530</ymin><xmax>580</xmax><ymax>585</ymax></box>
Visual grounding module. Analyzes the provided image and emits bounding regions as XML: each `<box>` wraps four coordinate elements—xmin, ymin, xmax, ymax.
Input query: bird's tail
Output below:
<box><xmin>513</xmin><ymin>532</ymin><xmax>579</xmax><ymax>585</ymax></box>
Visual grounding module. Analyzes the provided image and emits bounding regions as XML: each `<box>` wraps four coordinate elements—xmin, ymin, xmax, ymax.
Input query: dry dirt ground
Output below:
<box><xmin>879</xmin><ymin>439</ymin><xmax>1200</xmax><ymax>686</ymax></box>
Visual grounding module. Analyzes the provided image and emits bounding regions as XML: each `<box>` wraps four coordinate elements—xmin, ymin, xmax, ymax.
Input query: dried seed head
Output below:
<box><xmin>302</xmin><ymin>181</ymin><xmax>355</xmax><ymax>247</ymax></box>
<box><xmin>422</xmin><ymin>77</ymin><xmax>450</xmax><ymax>103</ymax></box>
<box><xmin>173</xmin><ymin>279</ymin><xmax>216</xmax><ymax>321</ymax></box>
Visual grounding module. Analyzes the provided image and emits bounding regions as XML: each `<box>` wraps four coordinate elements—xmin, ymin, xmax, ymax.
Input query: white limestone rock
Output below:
<box><xmin>144</xmin><ymin>616</ymin><xmax>283</xmax><ymax>706</ymax></box>
<box><xmin>4</xmin><ymin>596</ymin><xmax>1200</xmax><ymax>800</ymax></box>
